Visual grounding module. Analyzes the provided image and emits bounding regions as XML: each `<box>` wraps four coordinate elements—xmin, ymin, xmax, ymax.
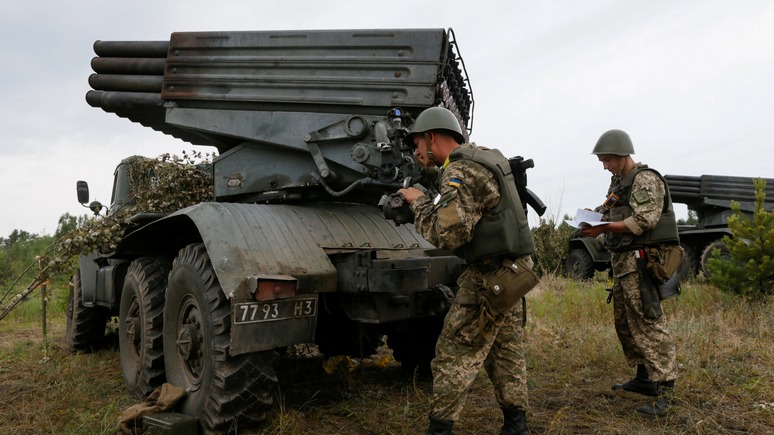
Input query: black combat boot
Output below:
<box><xmin>427</xmin><ymin>415</ymin><xmax>454</xmax><ymax>435</ymax></box>
<box><xmin>612</xmin><ymin>364</ymin><xmax>658</xmax><ymax>397</ymax></box>
<box><xmin>500</xmin><ymin>407</ymin><xmax>527</xmax><ymax>435</ymax></box>
<box><xmin>637</xmin><ymin>380</ymin><xmax>676</xmax><ymax>417</ymax></box>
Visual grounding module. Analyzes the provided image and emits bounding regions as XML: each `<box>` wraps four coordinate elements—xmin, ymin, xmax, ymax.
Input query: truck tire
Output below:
<box><xmin>700</xmin><ymin>240</ymin><xmax>730</xmax><ymax>279</ymax></box>
<box><xmin>65</xmin><ymin>269</ymin><xmax>108</xmax><ymax>353</ymax></box>
<box><xmin>163</xmin><ymin>243</ymin><xmax>277</xmax><ymax>432</ymax></box>
<box><xmin>565</xmin><ymin>248</ymin><xmax>595</xmax><ymax>280</ymax></box>
<box><xmin>119</xmin><ymin>257</ymin><xmax>171</xmax><ymax>397</ymax></box>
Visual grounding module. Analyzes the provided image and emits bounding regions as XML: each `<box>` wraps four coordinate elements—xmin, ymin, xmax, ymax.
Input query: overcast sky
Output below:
<box><xmin>1</xmin><ymin>0</ymin><xmax>773</xmax><ymax>239</ymax></box>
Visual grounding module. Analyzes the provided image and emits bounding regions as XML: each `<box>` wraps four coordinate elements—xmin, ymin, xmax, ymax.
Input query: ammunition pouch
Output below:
<box><xmin>645</xmin><ymin>245</ymin><xmax>683</xmax><ymax>301</ymax></box>
<box><xmin>657</xmin><ymin>272</ymin><xmax>681</xmax><ymax>301</ymax></box>
<box><xmin>646</xmin><ymin>245</ymin><xmax>684</xmax><ymax>284</ymax></box>
<box><xmin>479</xmin><ymin>256</ymin><xmax>539</xmax><ymax>318</ymax></box>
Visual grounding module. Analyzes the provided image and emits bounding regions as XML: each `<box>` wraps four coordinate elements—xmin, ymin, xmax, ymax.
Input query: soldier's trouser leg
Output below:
<box><xmin>430</xmin><ymin>298</ymin><xmax>495</xmax><ymax>421</ymax></box>
<box><xmin>613</xmin><ymin>272</ymin><xmax>677</xmax><ymax>382</ymax></box>
<box><xmin>483</xmin><ymin>301</ymin><xmax>527</xmax><ymax>411</ymax></box>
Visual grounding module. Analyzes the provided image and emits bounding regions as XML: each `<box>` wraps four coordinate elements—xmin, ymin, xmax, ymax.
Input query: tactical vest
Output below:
<box><xmin>604</xmin><ymin>164</ymin><xmax>679</xmax><ymax>252</ymax></box>
<box><xmin>448</xmin><ymin>146</ymin><xmax>535</xmax><ymax>261</ymax></box>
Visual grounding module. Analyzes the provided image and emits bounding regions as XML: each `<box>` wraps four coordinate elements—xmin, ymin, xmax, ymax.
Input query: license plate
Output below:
<box><xmin>234</xmin><ymin>298</ymin><xmax>317</xmax><ymax>324</ymax></box>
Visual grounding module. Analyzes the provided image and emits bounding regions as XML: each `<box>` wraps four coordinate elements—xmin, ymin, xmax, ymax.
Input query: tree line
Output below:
<box><xmin>0</xmin><ymin>213</ymin><xmax>88</xmax><ymax>290</ymax></box>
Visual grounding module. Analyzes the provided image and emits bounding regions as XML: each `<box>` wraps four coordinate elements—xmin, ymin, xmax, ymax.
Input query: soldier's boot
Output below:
<box><xmin>612</xmin><ymin>364</ymin><xmax>658</xmax><ymax>397</ymax></box>
<box><xmin>427</xmin><ymin>415</ymin><xmax>454</xmax><ymax>435</ymax></box>
<box><xmin>636</xmin><ymin>380</ymin><xmax>676</xmax><ymax>417</ymax></box>
<box><xmin>500</xmin><ymin>407</ymin><xmax>527</xmax><ymax>435</ymax></box>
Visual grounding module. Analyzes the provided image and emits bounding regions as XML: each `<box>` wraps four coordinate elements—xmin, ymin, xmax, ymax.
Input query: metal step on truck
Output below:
<box><xmin>66</xmin><ymin>28</ymin><xmax>543</xmax><ymax>433</ymax></box>
<box><xmin>565</xmin><ymin>174</ymin><xmax>774</xmax><ymax>280</ymax></box>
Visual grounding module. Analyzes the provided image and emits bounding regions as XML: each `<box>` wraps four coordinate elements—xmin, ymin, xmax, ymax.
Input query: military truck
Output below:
<box><xmin>66</xmin><ymin>29</ymin><xmax>542</xmax><ymax>432</ymax></box>
<box><xmin>565</xmin><ymin>174</ymin><xmax>774</xmax><ymax>280</ymax></box>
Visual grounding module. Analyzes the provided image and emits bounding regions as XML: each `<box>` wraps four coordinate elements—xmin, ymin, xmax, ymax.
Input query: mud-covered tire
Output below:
<box><xmin>65</xmin><ymin>269</ymin><xmax>108</xmax><ymax>353</ymax></box>
<box><xmin>163</xmin><ymin>243</ymin><xmax>277</xmax><ymax>433</ymax></box>
<box><xmin>119</xmin><ymin>257</ymin><xmax>171</xmax><ymax>397</ymax></box>
<box><xmin>700</xmin><ymin>240</ymin><xmax>730</xmax><ymax>279</ymax></box>
<box><xmin>386</xmin><ymin>316</ymin><xmax>443</xmax><ymax>378</ymax></box>
<box><xmin>565</xmin><ymin>248</ymin><xmax>595</xmax><ymax>280</ymax></box>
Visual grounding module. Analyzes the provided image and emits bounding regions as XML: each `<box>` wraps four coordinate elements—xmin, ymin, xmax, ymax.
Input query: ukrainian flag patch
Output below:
<box><xmin>448</xmin><ymin>178</ymin><xmax>462</xmax><ymax>188</ymax></box>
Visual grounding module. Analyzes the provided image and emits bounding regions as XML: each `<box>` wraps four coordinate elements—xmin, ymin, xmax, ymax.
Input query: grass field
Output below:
<box><xmin>1</xmin><ymin>276</ymin><xmax>772</xmax><ymax>434</ymax></box>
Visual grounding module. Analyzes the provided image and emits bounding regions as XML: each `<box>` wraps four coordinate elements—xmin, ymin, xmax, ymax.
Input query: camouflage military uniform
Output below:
<box><xmin>607</xmin><ymin>170</ymin><xmax>678</xmax><ymax>382</ymax></box>
<box><xmin>410</xmin><ymin>143</ymin><xmax>529</xmax><ymax>421</ymax></box>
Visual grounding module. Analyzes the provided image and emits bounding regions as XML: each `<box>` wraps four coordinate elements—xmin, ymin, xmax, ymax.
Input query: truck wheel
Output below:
<box><xmin>386</xmin><ymin>316</ymin><xmax>443</xmax><ymax>378</ymax></box>
<box><xmin>163</xmin><ymin>243</ymin><xmax>277</xmax><ymax>432</ymax></box>
<box><xmin>65</xmin><ymin>269</ymin><xmax>108</xmax><ymax>353</ymax></box>
<box><xmin>565</xmin><ymin>248</ymin><xmax>595</xmax><ymax>280</ymax></box>
<box><xmin>119</xmin><ymin>257</ymin><xmax>171</xmax><ymax>397</ymax></box>
<box><xmin>700</xmin><ymin>240</ymin><xmax>730</xmax><ymax>279</ymax></box>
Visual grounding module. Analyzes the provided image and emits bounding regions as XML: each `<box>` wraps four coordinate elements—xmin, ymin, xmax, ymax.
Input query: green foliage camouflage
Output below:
<box><xmin>56</xmin><ymin>151</ymin><xmax>213</xmax><ymax>274</ymax></box>
<box><xmin>1</xmin><ymin>151</ymin><xmax>214</xmax><ymax>319</ymax></box>
<box><xmin>707</xmin><ymin>178</ymin><xmax>774</xmax><ymax>298</ymax></box>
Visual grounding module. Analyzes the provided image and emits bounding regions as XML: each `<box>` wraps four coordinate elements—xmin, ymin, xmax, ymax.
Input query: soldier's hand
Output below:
<box><xmin>397</xmin><ymin>187</ymin><xmax>425</xmax><ymax>204</ymax></box>
<box><xmin>580</xmin><ymin>225</ymin><xmax>605</xmax><ymax>238</ymax></box>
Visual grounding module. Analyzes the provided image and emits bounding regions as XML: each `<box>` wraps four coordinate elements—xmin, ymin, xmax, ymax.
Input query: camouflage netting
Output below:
<box><xmin>58</xmin><ymin>150</ymin><xmax>214</xmax><ymax>268</ymax></box>
<box><xmin>1</xmin><ymin>151</ymin><xmax>215</xmax><ymax>320</ymax></box>
<box><xmin>122</xmin><ymin>153</ymin><xmax>214</xmax><ymax>214</ymax></box>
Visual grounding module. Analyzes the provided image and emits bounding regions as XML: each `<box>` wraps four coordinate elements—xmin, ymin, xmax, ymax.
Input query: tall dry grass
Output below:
<box><xmin>0</xmin><ymin>278</ymin><xmax>771</xmax><ymax>434</ymax></box>
<box><xmin>523</xmin><ymin>274</ymin><xmax>773</xmax><ymax>434</ymax></box>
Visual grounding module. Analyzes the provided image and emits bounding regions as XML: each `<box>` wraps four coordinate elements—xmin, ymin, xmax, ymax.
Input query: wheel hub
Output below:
<box><xmin>176</xmin><ymin>323</ymin><xmax>200</xmax><ymax>360</ymax></box>
<box><xmin>176</xmin><ymin>301</ymin><xmax>204</xmax><ymax>383</ymax></box>
<box><xmin>125</xmin><ymin>315</ymin><xmax>141</xmax><ymax>347</ymax></box>
<box><xmin>124</xmin><ymin>299</ymin><xmax>142</xmax><ymax>348</ymax></box>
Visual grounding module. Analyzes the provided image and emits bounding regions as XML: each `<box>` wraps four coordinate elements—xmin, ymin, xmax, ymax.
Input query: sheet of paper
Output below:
<box><xmin>564</xmin><ymin>209</ymin><xmax>611</xmax><ymax>228</ymax></box>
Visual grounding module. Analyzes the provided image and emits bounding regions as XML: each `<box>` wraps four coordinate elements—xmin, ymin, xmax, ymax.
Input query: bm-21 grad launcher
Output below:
<box><xmin>71</xmin><ymin>28</ymin><xmax>540</xmax><ymax>432</ymax></box>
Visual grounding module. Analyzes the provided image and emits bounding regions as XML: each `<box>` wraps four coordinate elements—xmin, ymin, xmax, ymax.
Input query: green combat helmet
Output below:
<box><xmin>592</xmin><ymin>129</ymin><xmax>635</xmax><ymax>156</ymax></box>
<box><xmin>405</xmin><ymin>106</ymin><xmax>465</xmax><ymax>146</ymax></box>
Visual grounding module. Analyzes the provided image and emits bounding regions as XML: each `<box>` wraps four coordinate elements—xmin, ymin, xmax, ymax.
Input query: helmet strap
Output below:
<box><xmin>424</xmin><ymin>132</ymin><xmax>438</xmax><ymax>165</ymax></box>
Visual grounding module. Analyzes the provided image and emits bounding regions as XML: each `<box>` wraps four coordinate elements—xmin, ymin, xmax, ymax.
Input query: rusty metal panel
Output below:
<box><xmin>86</xmin><ymin>28</ymin><xmax>474</xmax><ymax>149</ymax></box>
<box><xmin>161</xmin><ymin>29</ymin><xmax>445</xmax><ymax>109</ymax></box>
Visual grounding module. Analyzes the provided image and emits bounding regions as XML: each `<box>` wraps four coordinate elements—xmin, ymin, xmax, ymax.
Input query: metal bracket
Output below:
<box><xmin>304</xmin><ymin>116</ymin><xmax>370</xmax><ymax>180</ymax></box>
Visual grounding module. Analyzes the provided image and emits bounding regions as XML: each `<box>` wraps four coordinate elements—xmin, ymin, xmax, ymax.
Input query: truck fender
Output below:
<box><xmin>119</xmin><ymin>202</ymin><xmax>435</xmax><ymax>299</ymax></box>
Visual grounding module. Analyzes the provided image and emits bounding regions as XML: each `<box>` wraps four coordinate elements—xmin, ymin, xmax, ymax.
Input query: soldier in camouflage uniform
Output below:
<box><xmin>581</xmin><ymin>129</ymin><xmax>679</xmax><ymax>417</ymax></box>
<box><xmin>398</xmin><ymin>107</ymin><xmax>536</xmax><ymax>435</ymax></box>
